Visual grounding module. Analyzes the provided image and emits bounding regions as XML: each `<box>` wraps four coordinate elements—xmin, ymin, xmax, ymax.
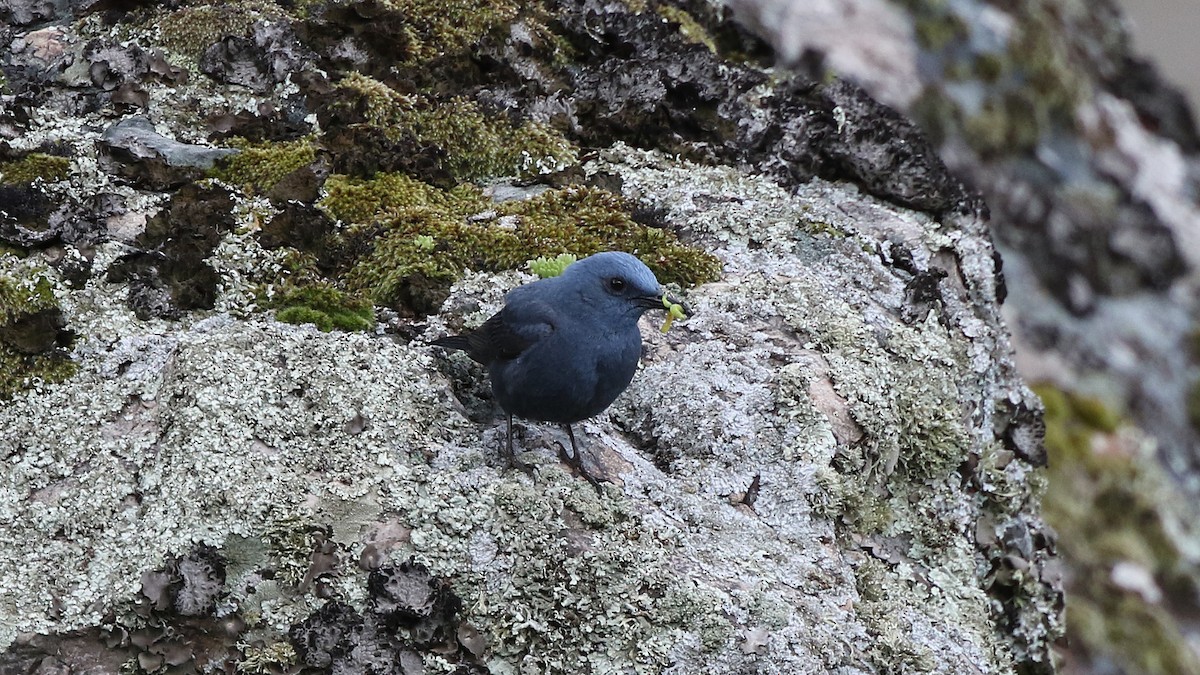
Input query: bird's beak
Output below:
<box><xmin>637</xmin><ymin>289</ymin><xmax>692</xmax><ymax>317</ymax></box>
<box><xmin>661</xmin><ymin>290</ymin><xmax>692</xmax><ymax>317</ymax></box>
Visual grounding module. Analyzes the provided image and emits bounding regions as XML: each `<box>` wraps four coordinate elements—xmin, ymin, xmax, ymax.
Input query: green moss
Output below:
<box><xmin>1034</xmin><ymin>383</ymin><xmax>1200</xmax><ymax>675</ymax></box>
<box><xmin>329</xmin><ymin>73</ymin><xmax>578</xmax><ymax>182</ymax></box>
<box><xmin>321</xmin><ymin>171</ymin><xmax>489</xmax><ymax>225</ymax></box>
<box><xmin>902</xmin><ymin>1</ymin><xmax>1088</xmax><ymax>159</ymax></box>
<box><xmin>0</xmin><ymin>345</ymin><xmax>75</xmax><ymax>399</ymax></box>
<box><xmin>962</xmin><ymin>92</ymin><xmax>1044</xmax><ymax>157</ymax></box>
<box><xmin>656</xmin><ymin>6</ymin><xmax>717</xmax><ymax>53</ymax></box>
<box><xmin>158</xmin><ymin>2</ymin><xmax>285</xmax><ymax>59</ymax></box>
<box><xmin>0</xmin><ymin>153</ymin><xmax>71</xmax><ymax>184</ymax></box>
<box><xmin>972</xmin><ymin>53</ymin><xmax>1006</xmax><ymax>83</ymax></box>
<box><xmin>320</xmin><ymin>174</ymin><xmax>720</xmax><ymax>312</ymax></box>
<box><xmin>0</xmin><ymin>271</ymin><xmax>75</xmax><ymax>398</ymax></box>
<box><xmin>269</xmin><ymin>282</ymin><xmax>375</xmax><ymax>332</ymax></box>
<box><xmin>210</xmin><ymin>138</ymin><xmax>316</xmax><ymax>194</ymax></box>
<box><xmin>501</xmin><ymin>187</ymin><xmax>723</xmax><ymax>287</ymax></box>
<box><xmin>375</xmin><ymin>0</ymin><xmax>519</xmax><ymax>65</ymax></box>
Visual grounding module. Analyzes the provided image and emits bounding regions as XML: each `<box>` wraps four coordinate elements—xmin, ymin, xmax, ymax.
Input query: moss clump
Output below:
<box><xmin>0</xmin><ymin>271</ymin><xmax>75</xmax><ymax>398</ymax></box>
<box><xmin>1035</xmin><ymin>384</ymin><xmax>1200</xmax><ymax>675</ymax></box>
<box><xmin>323</xmin><ymin>175</ymin><xmax>721</xmax><ymax>312</ymax></box>
<box><xmin>324</xmin><ymin>73</ymin><xmax>577</xmax><ymax>183</ymax></box>
<box><xmin>321</xmin><ymin>171</ymin><xmax>489</xmax><ymax>225</ymax></box>
<box><xmin>0</xmin><ymin>153</ymin><xmax>71</xmax><ymax>184</ymax></box>
<box><xmin>372</xmin><ymin>0</ymin><xmax>519</xmax><ymax>65</ymax></box>
<box><xmin>210</xmin><ymin>138</ymin><xmax>316</xmax><ymax>194</ymax></box>
<box><xmin>269</xmin><ymin>282</ymin><xmax>375</xmax><ymax>332</ymax></box>
<box><xmin>501</xmin><ymin>187</ymin><xmax>723</xmax><ymax>287</ymax></box>
<box><xmin>158</xmin><ymin>2</ymin><xmax>286</xmax><ymax>59</ymax></box>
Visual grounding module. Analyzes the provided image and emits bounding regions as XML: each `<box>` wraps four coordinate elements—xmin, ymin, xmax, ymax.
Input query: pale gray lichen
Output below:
<box><xmin>2</xmin><ymin>142</ymin><xmax>1052</xmax><ymax>674</ymax></box>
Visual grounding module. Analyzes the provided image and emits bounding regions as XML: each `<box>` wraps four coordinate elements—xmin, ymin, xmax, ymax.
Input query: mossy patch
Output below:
<box><xmin>269</xmin><ymin>282</ymin><xmax>375</xmax><ymax>332</ymax></box>
<box><xmin>321</xmin><ymin>171</ymin><xmax>488</xmax><ymax>225</ymax></box>
<box><xmin>210</xmin><ymin>138</ymin><xmax>316</xmax><ymax>195</ymax></box>
<box><xmin>369</xmin><ymin>0</ymin><xmax>519</xmax><ymax>65</ymax></box>
<box><xmin>158</xmin><ymin>2</ymin><xmax>286</xmax><ymax>59</ymax></box>
<box><xmin>0</xmin><ymin>153</ymin><xmax>71</xmax><ymax>184</ymax></box>
<box><xmin>1035</xmin><ymin>384</ymin><xmax>1200</xmax><ymax>675</ymax></box>
<box><xmin>317</xmin><ymin>73</ymin><xmax>577</xmax><ymax>184</ymax></box>
<box><xmin>0</xmin><ymin>269</ymin><xmax>75</xmax><ymax>398</ymax></box>
<box><xmin>321</xmin><ymin>175</ymin><xmax>721</xmax><ymax>313</ymax></box>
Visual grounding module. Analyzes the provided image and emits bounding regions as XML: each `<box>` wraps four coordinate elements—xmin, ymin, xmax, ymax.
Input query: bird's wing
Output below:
<box><xmin>448</xmin><ymin>300</ymin><xmax>556</xmax><ymax>365</ymax></box>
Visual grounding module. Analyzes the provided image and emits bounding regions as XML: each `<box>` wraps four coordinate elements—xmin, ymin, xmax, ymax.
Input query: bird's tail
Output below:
<box><xmin>430</xmin><ymin>335</ymin><xmax>470</xmax><ymax>352</ymax></box>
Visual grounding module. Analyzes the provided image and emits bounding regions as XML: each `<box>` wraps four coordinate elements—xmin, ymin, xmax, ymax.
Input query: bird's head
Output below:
<box><xmin>563</xmin><ymin>251</ymin><xmax>692</xmax><ymax>324</ymax></box>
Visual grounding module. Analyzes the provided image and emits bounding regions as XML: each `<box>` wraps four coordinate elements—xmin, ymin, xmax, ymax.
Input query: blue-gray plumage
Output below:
<box><xmin>432</xmin><ymin>252</ymin><xmax>690</xmax><ymax>484</ymax></box>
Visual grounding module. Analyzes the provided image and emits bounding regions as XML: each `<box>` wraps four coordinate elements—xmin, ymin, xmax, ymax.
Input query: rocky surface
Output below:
<box><xmin>0</xmin><ymin>1</ymin><xmax>1065</xmax><ymax>673</ymax></box>
<box><xmin>724</xmin><ymin>0</ymin><xmax>1200</xmax><ymax>673</ymax></box>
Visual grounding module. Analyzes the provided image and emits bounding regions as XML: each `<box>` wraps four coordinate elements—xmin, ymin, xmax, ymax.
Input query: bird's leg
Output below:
<box><xmin>503</xmin><ymin>413</ymin><xmax>534</xmax><ymax>475</ymax></box>
<box><xmin>556</xmin><ymin>424</ymin><xmax>603</xmax><ymax>491</ymax></box>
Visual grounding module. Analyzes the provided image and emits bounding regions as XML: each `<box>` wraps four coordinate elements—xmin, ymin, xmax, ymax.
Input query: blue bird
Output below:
<box><xmin>432</xmin><ymin>251</ymin><xmax>691</xmax><ymax>485</ymax></box>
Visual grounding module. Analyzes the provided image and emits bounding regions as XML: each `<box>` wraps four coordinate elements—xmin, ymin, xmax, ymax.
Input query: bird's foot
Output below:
<box><xmin>501</xmin><ymin>415</ymin><xmax>536</xmax><ymax>476</ymax></box>
<box><xmin>556</xmin><ymin>442</ymin><xmax>604</xmax><ymax>492</ymax></box>
<box><xmin>505</xmin><ymin>453</ymin><xmax>537</xmax><ymax>476</ymax></box>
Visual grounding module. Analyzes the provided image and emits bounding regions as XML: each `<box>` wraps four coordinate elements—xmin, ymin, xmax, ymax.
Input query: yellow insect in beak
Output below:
<box><xmin>660</xmin><ymin>293</ymin><xmax>688</xmax><ymax>333</ymax></box>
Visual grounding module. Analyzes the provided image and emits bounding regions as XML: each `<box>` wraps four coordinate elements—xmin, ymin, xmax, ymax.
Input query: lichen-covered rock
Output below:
<box><xmin>0</xmin><ymin>1</ymin><xmax>1062</xmax><ymax>673</ymax></box>
<box><xmin>722</xmin><ymin>1</ymin><xmax>1200</xmax><ymax>672</ymax></box>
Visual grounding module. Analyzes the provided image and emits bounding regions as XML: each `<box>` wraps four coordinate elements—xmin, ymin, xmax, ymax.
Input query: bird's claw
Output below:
<box><xmin>555</xmin><ymin>441</ymin><xmax>604</xmax><ymax>492</ymax></box>
<box><xmin>506</xmin><ymin>453</ymin><xmax>536</xmax><ymax>476</ymax></box>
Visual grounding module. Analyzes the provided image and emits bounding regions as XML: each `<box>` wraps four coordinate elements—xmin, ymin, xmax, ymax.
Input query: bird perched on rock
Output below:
<box><xmin>432</xmin><ymin>251</ymin><xmax>691</xmax><ymax>486</ymax></box>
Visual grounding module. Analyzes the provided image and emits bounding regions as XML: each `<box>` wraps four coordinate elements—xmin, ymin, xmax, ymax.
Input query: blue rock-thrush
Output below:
<box><xmin>432</xmin><ymin>251</ymin><xmax>690</xmax><ymax>484</ymax></box>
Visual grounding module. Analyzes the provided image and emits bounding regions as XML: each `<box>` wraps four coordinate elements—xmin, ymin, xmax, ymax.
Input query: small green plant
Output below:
<box><xmin>527</xmin><ymin>253</ymin><xmax>576</xmax><ymax>278</ymax></box>
<box><xmin>414</xmin><ymin>234</ymin><xmax>436</xmax><ymax>251</ymax></box>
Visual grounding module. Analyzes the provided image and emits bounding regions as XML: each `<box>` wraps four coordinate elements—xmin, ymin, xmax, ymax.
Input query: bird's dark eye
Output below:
<box><xmin>608</xmin><ymin>277</ymin><xmax>626</xmax><ymax>292</ymax></box>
